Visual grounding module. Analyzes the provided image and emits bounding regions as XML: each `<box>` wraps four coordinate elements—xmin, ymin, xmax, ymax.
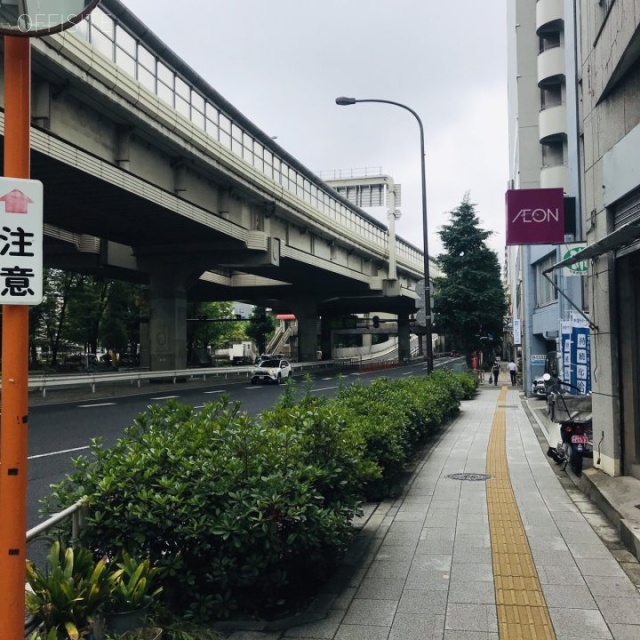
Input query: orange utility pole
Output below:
<box><xmin>0</xmin><ymin>36</ymin><xmax>32</xmax><ymax>640</ymax></box>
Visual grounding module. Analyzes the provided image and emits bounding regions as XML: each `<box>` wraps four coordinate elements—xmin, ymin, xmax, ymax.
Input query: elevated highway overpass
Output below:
<box><xmin>0</xmin><ymin>0</ymin><xmax>431</xmax><ymax>369</ymax></box>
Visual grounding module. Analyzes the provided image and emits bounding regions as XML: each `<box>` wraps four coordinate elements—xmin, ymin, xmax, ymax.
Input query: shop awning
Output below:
<box><xmin>276</xmin><ymin>314</ymin><xmax>296</xmax><ymax>320</ymax></box>
<box><xmin>544</xmin><ymin>219</ymin><xmax>640</xmax><ymax>274</ymax></box>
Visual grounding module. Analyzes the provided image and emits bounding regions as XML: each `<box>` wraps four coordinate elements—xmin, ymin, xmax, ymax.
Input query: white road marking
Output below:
<box><xmin>29</xmin><ymin>446</ymin><xmax>90</xmax><ymax>460</ymax></box>
<box><xmin>76</xmin><ymin>402</ymin><xmax>116</xmax><ymax>408</ymax></box>
<box><xmin>312</xmin><ymin>386</ymin><xmax>338</xmax><ymax>392</ymax></box>
<box><xmin>203</xmin><ymin>390</ymin><xmax>225</xmax><ymax>394</ymax></box>
<box><xmin>149</xmin><ymin>395</ymin><xmax>180</xmax><ymax>400</ymax></box>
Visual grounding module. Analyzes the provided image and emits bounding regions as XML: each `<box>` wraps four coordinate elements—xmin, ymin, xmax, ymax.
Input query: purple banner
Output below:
<box><xmin>506</xmin><ymin>188</ymin><xmax>564</xmax><ymax>245</ymax></box>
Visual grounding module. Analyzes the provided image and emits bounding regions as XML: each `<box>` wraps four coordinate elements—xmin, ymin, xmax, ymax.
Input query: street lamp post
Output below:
<box><xmin>335</xmin><ymin>96</ymin><xmax>434</xmax><ymax>373</ymax></box>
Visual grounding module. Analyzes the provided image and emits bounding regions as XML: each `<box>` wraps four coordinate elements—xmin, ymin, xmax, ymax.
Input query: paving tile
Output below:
<box><xmin>583</xmin><ymin>575</ymin><xmax>640</xmax><ymax>597</ymax></box>
<box><xmin>541</xmin><ymin>583</ymin><xmax>597</xmax><ymax>609</ymax></box>
<box><xmin>443</xmin><ymin>632</ymin><xmax>498</xmax><ymax>640</ymax></box>
<box><xmin>393</xmin><ymin>511</ymin><xmax>427</xmax><ymax>523</ymax></box>
<box><xmin>402</xmin><ymin>495</ymin><xmax>433</xmax><ymax>504</ymax></box>
<box><xmin>404</xmin><ymin>570</ymin><xmax>451</xmax><ymax>591</ymax></box>
<box><xmin>283</xmin><ymin>609</ymin><xmax>344</xmax><ymax>638</ymax></box>
<box><xmin>334</xmin><ymin>625</ymin><xmax>390</xmax><ymax>640</ymax></box>
<box><xmin>375</xmin><ymin>545</ymin><xmax>417</xmax><ymax>562</ymax></box>
<box><xmin>420</xmin><ymin>528</ymin><xmax>456</xmax><ymax>542</ymax></box>
<box><xmin>609</xmin><ymin>623</ymin><xmax>640</xmax><ymax>640</ymax></box>
<box><xmin>397</xmin><ymin>589</ymin><xmax>448</xmax><ymax>615</ymax></box>
<box><xmin>451</xmin><ymin>546</ymin><xmax>493</xmax><ymax>565</ymax></box>
<box><xmin>532</xmin><ymin>549</ymin><xmax>580</xmax><ymax>568</ymax></box>
<box><xmin>445</xmin><ymin>603</ymin><xmax>497</xmax><ymax>633</ymax></box>
<box><xmin>388</xmin><ymin>612</ymin><xmax>445</xmax><ymax>640</ymax></box>
<box><xmin>447</xmin><ymin>579</ymin><xmax>495</xmax><ymax>604</ymax></box>
<box><xmin>330</xmin><ymin>587</ymin><xmax>357</xmax><ymax>611</ymax></box>
<box><xmin>456</xmin><ymin>514</ymin><xmax>489</xmax><ymax>529</ymax></box>
<box><xmin>387</xmin><ymin>521</ymin><xmax>423</xmax><ymax>534</ymax></box>
<box><xmin>226</xmin><ymin>633</ymin><xmax>283</xmax><ymax>640</ymax></box>
<box><xmin>410</xmin><ymin>554</ymin><xmax>452</xmax><ymax>573</ymax></box>
<box><xmin>573</xmin><ymin>557</ymin><xmax>627</xmax><ymax>577</ymax></box>
<box><xmin>382</xmin><ymin>530</ymin><xmax>422</xmax><ymax>546</ymax></box>
<box><xmin>416</xmin><ymin>538</ymin><xmax>455</xmax><ymax>555</ymax></box>
<box><xmin>537</xmin><ymin>564</ymin><xmax>586</xmax><ymax>586</ymax></box>
<box><xmin>366</xmin><ymin>560</ymin><xmax>411</xmax><ymax>580</ymax></box>
<box><xmin>355</xmin><ymin>577</ymin><xmax>405</xmax><ymax>600</ymax></box>
<box><xmin>453</xmin><ymin>534</ymin><xmax>491</xmax><ymax>549</ymax></box>
<box><xmin>548</xmin><ymin>608</ymin><xmax>613</xmax><ymax>639</ymax></box>
<box><xmin>450</xmin><ymin>562</ymin><xmax>494</xmax><ymax>582</ymax></box>
<box><xmin>593</xmin><ymin>596</ymin><xmax>640</xmax><ymax>624</ymax></box>
<box><xmin>527</xmin><ymin>535</ymin><xmax>569</xmax><ymax>552</ymax></box>
<box><xmin>342</xmin><ymin>599</ymin><xmax>398</xmax><ymax>626</ymax></box>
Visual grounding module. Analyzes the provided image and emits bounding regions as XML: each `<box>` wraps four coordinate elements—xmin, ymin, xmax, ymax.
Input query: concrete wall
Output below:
<box><xmin>579</xmin><ymin>0</ymin><xmax>640</xmax><ymax>476</ymax></box>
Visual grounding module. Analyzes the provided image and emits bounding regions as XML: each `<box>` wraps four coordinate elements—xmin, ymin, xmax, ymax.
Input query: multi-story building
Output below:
<box><xmin>576</xmin><ymin>0</ymin><xmax>640</xmax><ymax>478</ymax></box>
<box><xmin>507</xmin><ymin>0</ymin><xmax>583</xmax><ymax>396</ymax></box>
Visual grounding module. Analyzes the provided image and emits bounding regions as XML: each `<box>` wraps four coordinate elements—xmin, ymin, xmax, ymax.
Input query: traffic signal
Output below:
<box><xmin>372</xmin><ymin>315</ymin><xmax>380</xmax><ymax>329</ymax></box>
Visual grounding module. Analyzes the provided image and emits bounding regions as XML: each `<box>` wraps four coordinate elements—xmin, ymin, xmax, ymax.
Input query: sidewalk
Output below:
<box><xmin>222</xmin><ymin>385</ymin><xmax>640</xmax><ymax>640</ymax></box>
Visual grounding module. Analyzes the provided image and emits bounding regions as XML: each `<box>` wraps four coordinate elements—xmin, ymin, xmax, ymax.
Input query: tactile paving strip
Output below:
<box><xmin>486</xmin><ymin>388</ymin><xmax>556</xmax><ymax>639</ymax></box>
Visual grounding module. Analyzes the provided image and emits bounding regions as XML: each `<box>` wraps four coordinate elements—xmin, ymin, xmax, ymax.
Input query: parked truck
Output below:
<box><xmin>230</xmin><ymin>341</ymin><xmax>256</xmax><ymax>365</ymax></box>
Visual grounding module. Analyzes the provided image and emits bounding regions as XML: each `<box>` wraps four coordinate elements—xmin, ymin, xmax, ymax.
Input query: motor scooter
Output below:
<box><xmin>545</xmin><ymin>375</ymin><xmax>593</xmax><ymax>476</ymax></box>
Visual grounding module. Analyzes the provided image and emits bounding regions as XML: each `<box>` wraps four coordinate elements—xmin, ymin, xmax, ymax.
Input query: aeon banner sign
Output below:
<box><xmin>505</xmin><ymin>188</ymin><xmax>564</xmax><ymax>245</ymax></box>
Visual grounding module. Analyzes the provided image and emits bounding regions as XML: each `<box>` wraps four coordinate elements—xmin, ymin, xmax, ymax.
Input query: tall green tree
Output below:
<box><xmin>433</xmin><ymin>195</ymin><xmax>507</xmax><ymax>363</ymax></box>
<box><xmin>36</xmin><ymin>269</ymin><xmax>85</xmax><ymax>367</ymax></box>
<box><xmin>64</xmin><ymin>276</ymin><xmax>112</xmax><ymax>355</ymax></box>
<box><xmin>186</xmin><ymin>301</ymin><xmax>246</xmax><ymax>364</ymax></box>
<box><xmin>245</xmin><ymin>306</ymin><xmax>275</xmax><ymax>354</ymax></box>
<box><xmin>100</xmin><ymin>281</ymin><xmax>148</xmax><ymax>361</ymax></box>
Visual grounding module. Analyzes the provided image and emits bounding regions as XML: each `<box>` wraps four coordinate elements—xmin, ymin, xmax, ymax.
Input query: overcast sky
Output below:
<box><xmin>122</xmin><ymin>0</ymin><xmax>509</xmax><ymax>258</ymax></box>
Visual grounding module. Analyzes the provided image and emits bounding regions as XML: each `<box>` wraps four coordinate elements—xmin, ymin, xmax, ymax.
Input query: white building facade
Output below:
<box><xmin>507</xmin><ymin>0</ymin><xmax>584</xmax><ymax>396</ymax></box>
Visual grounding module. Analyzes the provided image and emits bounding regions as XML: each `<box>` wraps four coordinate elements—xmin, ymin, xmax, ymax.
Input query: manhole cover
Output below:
<box><xmin>446</xmin><ymin>473</ymin><xmax>492</xmax><ymax>482</ymax></box>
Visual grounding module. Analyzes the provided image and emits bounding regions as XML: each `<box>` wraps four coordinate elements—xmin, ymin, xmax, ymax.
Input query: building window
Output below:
<box><xmin>535</xmin><ymin>254</ymin><xmax>558</xmax><ymax>307</ymax></box>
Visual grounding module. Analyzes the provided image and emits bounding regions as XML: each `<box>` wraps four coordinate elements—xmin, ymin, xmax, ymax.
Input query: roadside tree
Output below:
<box><xmin>433</xmin><ymin>195</ymin><xmax>507</xmax><ymax>363</ymax></box>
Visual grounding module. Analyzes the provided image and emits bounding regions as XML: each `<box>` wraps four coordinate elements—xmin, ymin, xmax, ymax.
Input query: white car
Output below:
<box><xmin>250</xmin><ymin>359</ymin><xmax>292</xmax><ymax>384</ymax></box>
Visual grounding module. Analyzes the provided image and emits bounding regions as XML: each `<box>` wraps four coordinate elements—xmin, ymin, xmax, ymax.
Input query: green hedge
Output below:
<box><xmin>49</xmin><ymin>371</ymin><xmax>477</xmax><ymax>620</ymax></box>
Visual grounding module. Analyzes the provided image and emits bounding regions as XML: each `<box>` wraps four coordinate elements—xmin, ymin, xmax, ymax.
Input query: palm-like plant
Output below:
<box><xmin>26</xmin><ymin>541</ymin><xmax>118</xmax><ymax>639</ymax></box>
<box><xmin>107</xmin><ymin>552</ymin><xmax>162</xmax><ymax>613</ymax></box>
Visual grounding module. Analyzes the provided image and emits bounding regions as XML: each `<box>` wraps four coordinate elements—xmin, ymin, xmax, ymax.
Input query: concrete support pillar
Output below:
<box><xmin>320</xmin><ymin>316</ymin><xmax>333</xmax><ymax>360</ymax></box>
<box><xmin>145</xmin><ymin>260</ymin><xmax>199</xmax><ymax>371</ymax></box>
<box><xmin>362</xmin><ymin>333</ymin><xmax>373</xmax><ymax>349</ymax></box>
<box><xmin>288</xmin><ymin>299</ymin><xmax>319</xmax><ymax>362</ymax></box>
<box><xmin>398</xmin><ymin>312</ymin><xmax>411</xmax><ymax>363</ymax></box>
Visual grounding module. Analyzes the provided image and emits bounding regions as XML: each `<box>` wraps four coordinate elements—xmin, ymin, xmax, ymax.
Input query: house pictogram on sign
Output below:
<box><xmin>0</xmin><ymin>189</ymin><xmax>34</xmax><ymax>214</ymax></box>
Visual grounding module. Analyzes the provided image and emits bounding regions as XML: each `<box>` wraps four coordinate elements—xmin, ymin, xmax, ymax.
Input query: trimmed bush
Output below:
<box><xmin>49</xmin><ymin>372</ymin><xmax>476</xmax><ymax>621</ymax></box>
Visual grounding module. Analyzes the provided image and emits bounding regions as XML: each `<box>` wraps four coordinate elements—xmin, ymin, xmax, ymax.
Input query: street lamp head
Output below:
<box><xmin>335</xmin><ymin>96</ymin><xmax>357</xmax><ymax>106</ymax></box>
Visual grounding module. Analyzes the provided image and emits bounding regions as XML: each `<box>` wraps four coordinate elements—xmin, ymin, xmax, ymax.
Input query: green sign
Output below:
<box><xmin>562</xmin><ymin>243</ymin><xmax>588</xmax><ymax>276</ymax></box>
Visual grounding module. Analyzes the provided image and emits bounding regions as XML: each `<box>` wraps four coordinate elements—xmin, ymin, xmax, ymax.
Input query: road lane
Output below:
<box><xmin>26</xmin><ymin>363</ymin><xmax>433</xmax><ymax>528</ymax></box>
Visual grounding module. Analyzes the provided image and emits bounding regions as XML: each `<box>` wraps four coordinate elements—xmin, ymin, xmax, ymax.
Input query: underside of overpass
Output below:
<box><xmin>0</xmin><ymin>25</ymin><xmax>424</xmax><ymax>368</ymax></box>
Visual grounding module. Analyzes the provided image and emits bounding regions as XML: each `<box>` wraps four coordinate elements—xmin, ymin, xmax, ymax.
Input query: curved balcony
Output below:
<box><xmin>540</xmin><ymin>164</ymin><xmax>568</xmax><ymax>189</ymax></box>
<box><xmin>538</xmin><ymin>45</ymin><xmax>565</xmax><ymax>87</ymax></box>
<box><xmin>536</xmin><ymin>0</ymin><xmax>564</xmax><ymax>35</ymax></box>
<box><xmin>539</xmin><ymin>103</ymin><xmax>567</xmax><ymax>143</ymax></box>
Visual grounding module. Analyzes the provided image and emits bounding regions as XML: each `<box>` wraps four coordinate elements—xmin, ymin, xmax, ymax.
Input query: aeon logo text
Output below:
<box><xmin>511</xmin><ymin>208</ymin><xmax>560</xmax><ymax>224</ymax></box>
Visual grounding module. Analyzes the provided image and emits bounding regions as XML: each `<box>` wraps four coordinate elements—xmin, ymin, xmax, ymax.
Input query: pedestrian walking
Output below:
<box><xmin>492</xmin><ymin>361</ymin><xmax>500</xmax><ymax>387</ymax></box>
<box><xmin>508</xmin><ymin>360</ymin><xmax>517</xmax><ymax>386</ymax></box>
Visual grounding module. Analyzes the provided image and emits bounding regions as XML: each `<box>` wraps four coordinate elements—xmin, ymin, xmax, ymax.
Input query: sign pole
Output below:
<box><xmin>0</xmin><ymin>35</ymin><xmax>32</xmax><ymax>640</ymax></box>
